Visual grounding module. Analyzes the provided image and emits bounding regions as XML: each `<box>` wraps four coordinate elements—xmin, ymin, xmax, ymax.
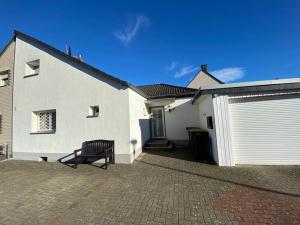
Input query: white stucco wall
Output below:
<box><xmin>197</xmin><ymin>95</ymin><xmax>219</xmax><ymax>163</ymax></box>
<box><xmin>13</xmin><ymin>36</ymin><xmax>133</xmax><ymax>163</ymax></box>
<box><xmin>165</xmin><ymin>98</ymin><xmax>200</xmax><ymax>141</ymax></box>
<box><xmin>128</xmin><ymin>89</ymin><xmax>150</xmax><ymax>161</ymax></box>
<box><xmin>197</xmin><ymin>94</ymin><xmax>234</xmax><ymax>166</ymax></box>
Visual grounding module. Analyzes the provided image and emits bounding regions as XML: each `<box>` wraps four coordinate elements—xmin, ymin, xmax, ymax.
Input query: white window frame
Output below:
<box><xmin>32</xmin><ymin>110</ymin><xmax>56</xmax><ymax>133</ymax></box>
<box><xmin>0</xmin><ymin>69</ymin><xmax>9</xmax><ymax>87</ymax></box>
<box><xmin>25</xmin><ymin>59</ymin><xmax>40</xmax><ymax>77</ymax></box>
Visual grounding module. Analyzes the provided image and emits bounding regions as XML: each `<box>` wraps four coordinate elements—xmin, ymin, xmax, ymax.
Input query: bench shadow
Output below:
<box><xmin>57</xmin><ymin>152</ymin><xmax>107</xmax><ymax>170</ymax></box>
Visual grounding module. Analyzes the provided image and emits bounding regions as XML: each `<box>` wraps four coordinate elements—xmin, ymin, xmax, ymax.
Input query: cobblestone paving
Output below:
<box><xmin>0</xmin><ymin>150</ymin><xmax>299</xmax><ymax>225</ymax></box>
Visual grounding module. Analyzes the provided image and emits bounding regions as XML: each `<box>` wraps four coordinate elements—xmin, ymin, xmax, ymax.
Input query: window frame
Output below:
<box><xmin>87</xmin><ymin>106</ymin><xmax>99</xmax><ymax>118</ymax></box>
<box><xmin>0</xmin><ymin>69</ymin><xmax>9</xmax><ymax>87</ymax></box>
<box><xmin>24</xmin><ymin>59</ymin><xmax>40</xmax><ymax>78</ymax></box>
<box><xmin>31</xmin><ymin>109</ymin><xmax>56</xmax><ymax>134</ymax></box>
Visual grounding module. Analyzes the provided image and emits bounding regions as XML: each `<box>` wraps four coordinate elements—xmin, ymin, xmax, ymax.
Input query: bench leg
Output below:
<box><xmin>74</xmin><ymin>159</ymin><xmax>78</xmax><ymax>169</ymax></box>
<box><xmin>105</xmin><ymin>156</ymin><xmax>108</xmax><ymax>170</ymax></box>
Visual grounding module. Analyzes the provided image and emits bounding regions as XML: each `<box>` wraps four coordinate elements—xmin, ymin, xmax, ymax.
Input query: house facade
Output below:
<box><xmin>1</xmin><ymin>30</ymin><xmax>299</xmax><ymax>166</ymax></box>
<box><xmin>11</xmin><ymin>31</ymin><xmax>200</xmax><ymax>163</ymax></box>
<box><xmin>0</xmin><ymin>38</ymin><xmax>15</xmax><ymax>158</ymax></box>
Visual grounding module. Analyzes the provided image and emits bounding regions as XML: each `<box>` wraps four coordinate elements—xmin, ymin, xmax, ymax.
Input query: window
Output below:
<box><xmin>25</xmin><ymin>60</ymin><xmax>40</xmax><ymax>77</ymax></box>
<box><xmin>32</xmin><ymin>110</ymin><xmax>56</xmax><ymax>133</ymax></box>
<box><xmin>88</xmin><ymin>106</ymin><xmax>99</xmax><ymax>117</ymax></box>
<box><xmin>207</xmin><ymin>116</ymin><xmax>214</xmax><ymax>129</ymax></box>
<box><xmin>0</xmin><ymin>69</ymin><xmax>9</xmax><ymax>87</ymax></box>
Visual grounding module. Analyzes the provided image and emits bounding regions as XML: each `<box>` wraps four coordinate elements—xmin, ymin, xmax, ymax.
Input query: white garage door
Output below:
<box><xmin>229</xmin><ymin>95</ymin><xmax>300</xmax><ymax>165</ymax></box>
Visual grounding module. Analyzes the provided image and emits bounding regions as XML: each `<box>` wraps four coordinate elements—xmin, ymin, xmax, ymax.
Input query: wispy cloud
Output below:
<box><xmin>114</xmin><ymin>15</ymin><xmax>150</xmax><ymax>44</ymax></box>
<box><xmin>211</xmin><ymin>67</ymin><xmax>245</xmax><ymax>82</ymax></box>
<box><xmin>174</xmin><ymin>64</ymin><xmax>199</xmax><ymax>78</ymax></box>
<box><xmin>166</xmin><ymin>61</ymin><xmax>179</xmax><ymax>72</ymax></box>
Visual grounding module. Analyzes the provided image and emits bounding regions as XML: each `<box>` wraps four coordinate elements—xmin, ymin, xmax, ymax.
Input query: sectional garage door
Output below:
<box><xmin>229</xmin><ymin>95</ymin><xmax>300</xmax><ymax>165</ymax></box>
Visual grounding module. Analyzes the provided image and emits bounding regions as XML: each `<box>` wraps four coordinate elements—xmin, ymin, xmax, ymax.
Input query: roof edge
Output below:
<box><xmin>192</xmin><ymin>80</ymin><xmax>300</xmax><ymax>104</ymax></box>
<box><xmin>0</xmin><ymin>35</ymin><xmax>15</xmax><ymax>58</ymax></box>
<box><xmin>14</xmin><ymin>30</ymin><xmax>128</xmax><ymax>87</ymax></box>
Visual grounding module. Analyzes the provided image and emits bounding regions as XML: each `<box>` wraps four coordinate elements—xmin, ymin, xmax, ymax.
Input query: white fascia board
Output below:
<box><xmin>201</xmin><ymin>78</ymin><xmax>300</xmax><ymax>90</ymax></box>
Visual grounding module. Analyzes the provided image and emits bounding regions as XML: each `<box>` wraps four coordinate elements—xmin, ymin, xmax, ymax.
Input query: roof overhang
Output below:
<box><xmin>192</xmin><ymin>78</ymin><xmax>300</xmax><ymax>104</ymax></box>
<box><xmin>145</xmin><ymin>98</ymin><xmax>175</xmax><ymax>107</ymax></box>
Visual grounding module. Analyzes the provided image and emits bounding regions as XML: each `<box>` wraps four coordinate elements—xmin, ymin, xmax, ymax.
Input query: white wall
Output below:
<box><xmin>13</xmin><ymin>36</ymin><xmax>133</xmax><ymax>163</ymax></box>
<box><xmin>165</xmin><ymin>98</ymin><xmax>200</xmax><ymax>141</ymax></box>
<box><xmin>128</xmin><ymin>89</ymin><xmax>150</xmax><ymax>161</ymax></box>
<box><xmin>212</xmin><ymin>95</ymin><xmax>234</xmax><ymax>166</ymax></box>
<box><xmin>197</xmin><ymin>95</ymin><xmax>218</xmax><ymax>163</ymax></box>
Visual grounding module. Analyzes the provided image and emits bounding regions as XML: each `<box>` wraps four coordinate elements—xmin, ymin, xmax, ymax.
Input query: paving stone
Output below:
<box><xmin>0</xmin><ymin>149</ymin><xmax>299</xmax><ymax>225</ymax></box>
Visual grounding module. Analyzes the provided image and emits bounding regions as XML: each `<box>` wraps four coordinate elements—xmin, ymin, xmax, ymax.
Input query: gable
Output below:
<box><xmin>188</xmin><ymin>71</ymin><xmax>223</xmax><ymax>89</ymax></box>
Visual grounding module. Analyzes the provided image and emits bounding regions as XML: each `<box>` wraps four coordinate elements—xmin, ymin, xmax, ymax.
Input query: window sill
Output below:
<box><xmin>30</xmin><ymin>131</ymin><xmax>56</xmax><ymax>135</ymax></box>
<box><xmin>24</xmin><ymin>73</ymin><xmax>39</xmax><ymax>78</ymax></box>
<box><xmin>86</xmin><ymin>115</ymin><xmax>99</xmax><ymax>118</ymax></box>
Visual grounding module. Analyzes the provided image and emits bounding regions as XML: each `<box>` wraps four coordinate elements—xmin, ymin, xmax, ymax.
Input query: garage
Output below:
<box><xmin>229</xmin><ymin>94</ymin><xmax>300</xmax><ymax>165</ymax></box>
<box><xmin>193</xmin><ymin>78</ymin><xmax>300</xmax><ymax>166</ymax></box>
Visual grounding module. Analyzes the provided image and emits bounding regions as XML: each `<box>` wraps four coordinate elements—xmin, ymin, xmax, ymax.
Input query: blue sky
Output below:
<box><xmin>1</xmin><ymin>0</ymin><xmax>299</xmax><ymax>86</ymax></box>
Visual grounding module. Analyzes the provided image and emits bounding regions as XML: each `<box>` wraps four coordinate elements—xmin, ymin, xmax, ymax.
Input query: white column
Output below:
<box><xmin>213</xmin><ymin>95</ymin><xmax>234</xmax><ymax>166</ymax></box>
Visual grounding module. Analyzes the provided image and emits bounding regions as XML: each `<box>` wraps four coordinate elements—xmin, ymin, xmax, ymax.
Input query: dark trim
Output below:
<box><xmin>30</xmin><ymin>130</ymin><xmax>56</xmax><ymax>135</ymax></box>
<box><xmin>192</xmin><ymin>82</ymin><xmax>300</xmax><ymax>103</ymax></box>
<box><xmin>23</xmin><ymin>73</ymin><xmax>39</xmax><ymax>78</ymax></box>
<box><xmin>147</xmin><ymin>93</ymin><xmax>195</xmax><ymax>100</ymax></box>
<box><xmin>86</xmin><ymin>115</ymin><xmax>99</xmax><ymax>118</ymax></box>
<box><xmin>14</xmin><ymin>30</ymin><xmax>129</xmax><ymax>87</ymax></box>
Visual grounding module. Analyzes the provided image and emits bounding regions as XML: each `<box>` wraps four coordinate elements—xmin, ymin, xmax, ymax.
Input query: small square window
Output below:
<box><xmin>25</xmin><ymin>60</ymin><xmax>40</xmax><ymax>76</ymax></box>
<box><xmin>89</xmin><ymin>106</ymin><xmax>99</xmax><ymax>117</ymax></box>
<box><xmin>207</xmin><ymin>116</ymin><xmax>214</xmax><ymax>129</ymax></box>
<box><xmin>0</xmin><ymin>69</ymin><xmax>9</xmax><ymax>87</ymax></box>
<box><xmin>32</xmin><ymin>110</ymin><xmax>56</xmax><ymax>133</ymax></box>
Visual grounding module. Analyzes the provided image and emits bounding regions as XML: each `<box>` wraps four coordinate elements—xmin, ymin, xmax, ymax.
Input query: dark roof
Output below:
<box><xmin>14</xmin><ymin>30</ymin><xmax>128</xmax><ymax>86</ymax></box>
<box><xmin>137</xmin><ymin>83</ymin><xmax>197</xmax><ymax>99</ymax></box>
<box><xmin>192</xmin><ymin>81</ymin><xmax>300</xmax><ymax>103</ymax></box>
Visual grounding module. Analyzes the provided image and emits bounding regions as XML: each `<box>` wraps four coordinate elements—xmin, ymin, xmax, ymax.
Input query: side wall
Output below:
<box><xmin>13</xmin><ymin>37</ymin><xmax>132</xmax><ymax>163</ymax></box>
<box><xmin>129</xmin><ymin>89</ymin><xmax>150</xmax><ymax>161</ymax></box>
<box><xmin>197</xmin><ymin>95</ymin><xmax>234</xmax><ymax>166</ymax></box>
<box><xmin>165</xmin><ymin>98</ymin><xmax>200</xmax><ymax>142</ymax></box>
<box><xmin>197</xmin><ymin>95</ymin><xmax>218</xmax><ymax>163</ymax></box>
<box><xmin>0</xmin><ymin>40</ymin><xmax>15</xmax><ymax>157</ymax></box>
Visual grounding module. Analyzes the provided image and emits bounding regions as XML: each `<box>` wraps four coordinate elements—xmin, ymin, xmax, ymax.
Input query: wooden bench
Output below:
<box><xmin>74</xmin><ymin>140</ymin><xmax>115</xmax><ymax>169</ymax></box>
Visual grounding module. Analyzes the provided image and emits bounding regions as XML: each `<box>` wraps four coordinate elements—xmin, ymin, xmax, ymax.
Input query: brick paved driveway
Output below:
<box><xmin>0</xmin><ymin>150</ymin><xmax>299</xmax><ymax>225</ymax></box>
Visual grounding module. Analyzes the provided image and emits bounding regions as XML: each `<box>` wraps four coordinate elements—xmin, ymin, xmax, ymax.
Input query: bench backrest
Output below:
<box><xmin>82</xmin><ymin>140</ymin><xmax>114</xmax><ymax>155</ymax></box>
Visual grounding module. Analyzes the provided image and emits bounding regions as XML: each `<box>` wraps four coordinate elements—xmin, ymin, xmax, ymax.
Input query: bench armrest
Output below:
<box><xmin>74</xmin><ymin>149</ymin><xmax>82</xmax><ymax>157</ymax></box>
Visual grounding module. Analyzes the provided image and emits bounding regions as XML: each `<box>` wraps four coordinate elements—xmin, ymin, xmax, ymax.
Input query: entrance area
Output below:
<box><xmin>150</xmin><ymin>107</ymin><xmax>165</xmax><ymax>138</ymax></box>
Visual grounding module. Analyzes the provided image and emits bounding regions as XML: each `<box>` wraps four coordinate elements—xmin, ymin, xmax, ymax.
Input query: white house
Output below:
<box><xmin>2</xmin><ymin>30</ymin><xmax>299</xmax><ymax>166</ymax></box>
<box><xmin>193</xmin><ymin>78</ymin><xmax>300</xmax><ymax>166</ymax></box>
<box><xmin>11</xmin><ymin>31</ymin><xmax>200</xmax><ymax>163</ymax></box>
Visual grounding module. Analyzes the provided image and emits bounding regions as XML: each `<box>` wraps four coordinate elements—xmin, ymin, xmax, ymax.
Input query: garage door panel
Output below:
<box><xmin>229</xmin><ymin>96</ymin><xmax>300</xmax><ymax>165</ymax></box>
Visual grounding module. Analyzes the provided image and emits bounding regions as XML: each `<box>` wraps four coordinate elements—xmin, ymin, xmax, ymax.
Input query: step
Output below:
<box><xmin>144</xmin><ymin>143</ymin><xmax>174</xmax><ymax>151</ymax></box>
<box><xmin>146</xmin><ymin>139</ymin><xmax>169</xmax><ymax>146</ymax></box>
